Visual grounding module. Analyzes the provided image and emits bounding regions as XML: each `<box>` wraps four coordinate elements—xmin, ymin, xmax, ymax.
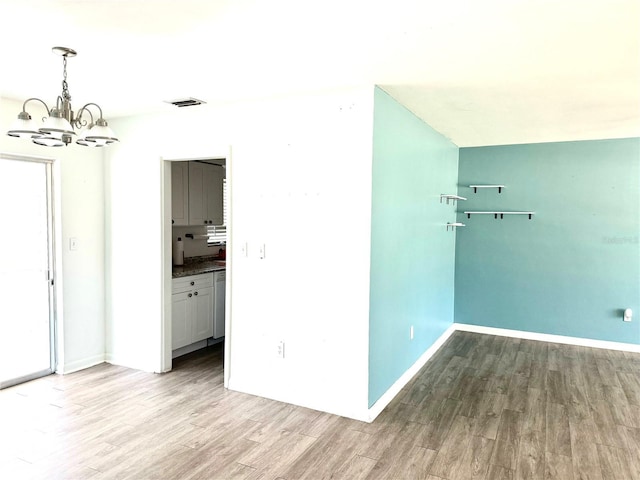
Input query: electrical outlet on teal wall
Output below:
<box><xmin>455</xmin><ymin>138</ymin><xmax>640</xmax><ymax>345</ymax></box>
<box><xmin>368</xmin><ymin>87</ymin><xmax>459</xmax><ymax>407</ymax></box>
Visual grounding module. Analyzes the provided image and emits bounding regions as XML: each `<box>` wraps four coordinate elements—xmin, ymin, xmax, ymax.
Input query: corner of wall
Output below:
<box><xmin>368</xmin><ymin>90</ymin><xmax>459</xmax><ymax>407</ymax></box>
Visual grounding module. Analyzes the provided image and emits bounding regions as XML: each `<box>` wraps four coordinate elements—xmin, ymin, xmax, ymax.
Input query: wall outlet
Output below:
<box><xmin>410</xmin><ymin>325</ymin><xmax>414</xmax><ymax>340</ymax></box>
<box><xmin>277</xmin><ymin>340</ymin><xmax>285</xmax><ymax>359</ymax></box>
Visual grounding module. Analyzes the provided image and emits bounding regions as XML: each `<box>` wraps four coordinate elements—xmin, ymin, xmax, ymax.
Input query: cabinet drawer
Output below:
<box><xmin>172</xmin><ymin>273</ymin><xmax>213</xmax><ymax>294</ymax></box>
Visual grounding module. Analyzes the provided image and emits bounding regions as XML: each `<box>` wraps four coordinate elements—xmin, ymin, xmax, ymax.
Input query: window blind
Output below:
<box><xmin>206</xmin><ymin>225</ymin><xmax>226</xmax><ymax>245</ymax></box>
<box><xmin>207</xmin><ymin>178</ymin><xmax>227</xmax><ymax>245</ymax></box>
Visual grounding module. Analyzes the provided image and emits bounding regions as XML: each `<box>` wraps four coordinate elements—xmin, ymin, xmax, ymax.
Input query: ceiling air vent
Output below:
<box><xmin>165</xmin><ymin>97</ymin><xmax>206</xmax><ymax>107</ymax></box>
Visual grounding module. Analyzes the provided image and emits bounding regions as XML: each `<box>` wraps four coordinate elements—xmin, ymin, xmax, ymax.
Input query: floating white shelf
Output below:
<box><xmin>469</xmin><ymin>185</ymin><xmax>505</xmax><ymax>193</ymax></box>
<box><xmin>440</xmin><ymin>194</ymin><xmax>467</xmax><ymax>205</ymax></box>
<box><xmin>463</xmin><ymin>211</ymin><xmax>535</xmax><ymax>220</ymax></box>
<box><xmin>446</xmin><ymin>222</ymin><xmax>465</xmax><ymax>231</ymax></box>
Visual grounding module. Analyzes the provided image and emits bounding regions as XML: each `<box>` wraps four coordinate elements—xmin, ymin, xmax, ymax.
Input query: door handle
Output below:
<box><xmin>188</xmin><ymin>293</ymin><xmax>192</xmax><ymax>298</ymax></box>
<box><xmin>194</xmin><ymin>291</ymin><xmax>198</xmax><ymax>296</ymax></box>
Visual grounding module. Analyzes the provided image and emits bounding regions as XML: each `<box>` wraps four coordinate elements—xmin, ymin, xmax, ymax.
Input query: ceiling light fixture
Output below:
<box><xmin>7</xmin><ymin>47</ymin><xmax>119</xmax><ymax>147</ymax></box>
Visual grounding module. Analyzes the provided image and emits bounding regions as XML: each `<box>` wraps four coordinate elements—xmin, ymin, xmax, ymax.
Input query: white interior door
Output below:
<box><xmin>0</xmin><ymin>156</ymin><xmax>55</xmax><ymax>389</ymax></box>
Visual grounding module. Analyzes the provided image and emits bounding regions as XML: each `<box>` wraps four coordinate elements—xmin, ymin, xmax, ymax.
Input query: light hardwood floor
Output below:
<box><xmin>1</xmin><ymin>331</ymin><xmax>639</xmax><ymax>479</ymax></box>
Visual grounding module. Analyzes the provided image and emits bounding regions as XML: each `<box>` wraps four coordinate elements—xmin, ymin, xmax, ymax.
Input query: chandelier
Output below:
<box><xmin>7</xmin><ymin>47</ymin><xmax>119</xmax><ymax>147</ymax></box>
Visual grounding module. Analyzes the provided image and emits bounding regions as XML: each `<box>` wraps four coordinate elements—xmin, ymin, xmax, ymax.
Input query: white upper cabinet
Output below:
<box><xmin>188</xmin><ymin>162</ymin><xmax>206</xmax><ymax>225</ymax></box>
<box><xmin>172</xmin><ymin>161</ymin><xmax>224</xmax><ymax>227</ymax></box>
<box><xmin>188</xmin><ymin>162</ymin><xmax>223</xmax><ymax>226</ymax></box>
<box><xmin>205</xmin><ymin>165</ymin><xmax>224</xmax><ymax>226</ymax></box>
<box><xmin>171</xmin><ymin>162</ymin><xmax>189</xmax><ymax>226</ymax></box>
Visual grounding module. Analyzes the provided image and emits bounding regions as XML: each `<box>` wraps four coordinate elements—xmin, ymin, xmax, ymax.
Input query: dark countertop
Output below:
<box><xmin>172</xmin><ymin>256</ymin><xmax>226</xmax><ymax>278</ymax></box>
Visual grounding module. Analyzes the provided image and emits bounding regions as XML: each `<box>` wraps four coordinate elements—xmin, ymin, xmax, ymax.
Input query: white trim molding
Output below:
<box><xmin>367</xmin><ymin>324</ymin><xmax>457</xmax><ymax>422</ymax></box>
<box><xmin>454</xmin><ymin>324</ymin><xmax>640</xmax><ymax>353</ymax></box>
<box><xmin>57</xmin><ymin>354</ymin><xmax>106</xmax><ymax>374</ymax></box>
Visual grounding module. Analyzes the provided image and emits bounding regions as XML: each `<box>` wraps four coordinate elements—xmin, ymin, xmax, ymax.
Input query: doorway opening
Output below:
<box><xmin>162</xmin><ymin>153</ymin><xmax>231</xmax><ymax>388</ymax></box>
<box><xmin>0</xmin><ymin>154</ymin><xmax>56</xmax><ymax>389</ymax></box>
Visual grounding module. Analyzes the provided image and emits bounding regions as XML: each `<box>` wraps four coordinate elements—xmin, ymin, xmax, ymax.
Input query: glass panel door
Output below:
<box><xmin>0</xmin><ymin>157</ymin><xmax>55</xmax><ymax>388</ymax></box>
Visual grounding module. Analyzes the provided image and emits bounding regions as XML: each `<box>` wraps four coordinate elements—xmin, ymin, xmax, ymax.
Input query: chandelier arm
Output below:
<box><xmin>78</xmin><ymin>103</ymin><xmax>105</xmax><ymax>120</ymax></box>
<box><xmin>22</xmin><ymin>98</ymin><xmax>51</xmax><ymax>116</ymax></box>
<box><xmin>75</xmin><ymin>104</ymin><xmax>96</xmax><ymax>129</ymax></box>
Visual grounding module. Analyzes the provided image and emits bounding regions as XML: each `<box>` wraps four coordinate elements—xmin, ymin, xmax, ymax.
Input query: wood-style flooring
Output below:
<box><xmin>1</xmin><ymin>331</ymin><xmax>639</xmax><ymax>479</ymax></box>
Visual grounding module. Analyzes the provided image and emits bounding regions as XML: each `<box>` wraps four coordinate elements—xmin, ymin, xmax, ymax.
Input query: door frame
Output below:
<box><xmin>0</xmin><ymin>152</ymin><xmax>58</xmax><ymax>387</ymax></box>
<box><xmin>160</xmin><ymin>148</ymin><xmax>232</xmax><ymax>388</ymax></box>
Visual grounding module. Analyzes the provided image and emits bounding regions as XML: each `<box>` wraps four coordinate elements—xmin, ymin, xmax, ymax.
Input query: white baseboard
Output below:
<box><xmin>57</xmin><ymin>354</ymin><xmax>106</xmax><ymax>374</ymax></box>
<box><xmin>366</xmin><ymin>323</ymin><xmax>457</xmax><ymax>422</ymax></box>
<box><xmin>228</xmin><ymin>376</ymin><xmax>371</xmax><ymax>423</ymax></box>
<box><xmin>105</xmin><ymin>353</ymin><xmax>158</xmax><ymax>373</ymax></box>
<box><xmin>454</xmin><ymin>324</ymin><xmax>640</xmax><ymax>353</ymax></box>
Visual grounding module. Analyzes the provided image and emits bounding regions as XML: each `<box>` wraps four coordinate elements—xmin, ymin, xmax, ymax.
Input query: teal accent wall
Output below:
<box><xmin>455</xmin><ymin>138</ymin><xmax>640</xmax><ymax>345</ymax></box>
<box><xmin>369</xmin><ymin>88</ymin><xmax>459</xmax><ymax>407</ymax></box>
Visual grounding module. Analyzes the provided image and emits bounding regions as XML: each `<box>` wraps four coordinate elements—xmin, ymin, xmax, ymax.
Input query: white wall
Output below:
<box><xmin>106</xmin><ymin>87</ymin><xmax>375</xmax><ymax>419</ymax></box>
<box><xmin>103</xmin><ymin>121</ymin><xmax>163</xmax><ymax>372</ymax></box>
<box><xmin>0</xmin><ymin>96</ymin><xmax>106</xmax><ymax>373</ymax></box>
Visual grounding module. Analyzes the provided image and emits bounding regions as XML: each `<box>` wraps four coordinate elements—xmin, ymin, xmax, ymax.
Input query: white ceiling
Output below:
<box><xmin>1</xmin><ymin>0</ymin><xmax>638</xmax><ymax>147</ymax></box>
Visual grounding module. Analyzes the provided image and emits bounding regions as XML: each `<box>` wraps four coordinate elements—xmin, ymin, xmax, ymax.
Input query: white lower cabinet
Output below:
<box><xmin>171</xmin><ymin>291</ymin><xmax>191</xmax><ymax>350</ymax></box>
<box><xmin>192</xmin><ymin>286</ymin><xmax>214</xmax><ymax>342</ymax></box>
<box><xmin>171</xmin><ymin>273</ymin><xmax>214</xmax><ymax>350</ymax></box>
<box><xmin>213</xmin><ymin>271</ymin><xmax>225</xmax><ymax>339</ymax></box>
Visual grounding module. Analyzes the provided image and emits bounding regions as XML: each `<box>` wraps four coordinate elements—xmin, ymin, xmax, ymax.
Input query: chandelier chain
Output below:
<box><xmin>61</xmin><ymin>55</ymin><xmax>71</xmax><ymax>102</ymax></box>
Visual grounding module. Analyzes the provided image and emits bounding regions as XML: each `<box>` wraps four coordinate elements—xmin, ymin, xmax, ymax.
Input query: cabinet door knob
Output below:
<box><xmin>172</xmin><ymin>220</ymin><xmax>175</xmax><ymax>224</ymax></box>
<box><xmin>188</xmin><ymin>293</ymin><xmax>192</xmax><ymax>298</ymax></box>
<box><xmin>190</xmin><ymin>281</ymin><xmax>195</xmax><ymax>286</ymax></box>
<box><xmin>194</xmin><ymin>291</ymin><xmax>198</xmax><ymax>295</ymax></box>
